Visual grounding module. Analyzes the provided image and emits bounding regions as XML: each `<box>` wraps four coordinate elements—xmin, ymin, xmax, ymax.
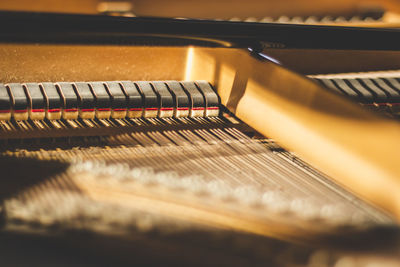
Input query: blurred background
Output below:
<box><xmin>1</xmin><ymin>0</ymin><xmax>400</xmax><ymax>20</ymax></box>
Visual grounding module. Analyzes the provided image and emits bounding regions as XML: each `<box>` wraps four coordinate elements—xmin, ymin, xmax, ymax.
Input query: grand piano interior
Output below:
<box><xmin>1</xmin><ymin>0</ymin><xmax>400</xmax><ymax>266</ymax></box>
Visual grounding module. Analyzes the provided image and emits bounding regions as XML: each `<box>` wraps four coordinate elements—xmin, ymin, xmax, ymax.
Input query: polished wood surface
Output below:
<box><xmin>188</xmin><ymin>47</ymin><xmax>400</xmax><ymax>218</ymax></box>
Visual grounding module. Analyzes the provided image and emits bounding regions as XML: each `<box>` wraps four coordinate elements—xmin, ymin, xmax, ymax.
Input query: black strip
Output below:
<box><xmin>7</xmin><ymin>83</ymin><xmax>28</xmax><ymax>111</ymax></box>
<box><xmin>332</xmin><ymin>79</ymin><xmax>360</xmax><ymax>98</ymax></box>
<box><xmin>105</xmin><ymin>82</ymin><xmax>128</xmax><ymax>110</ymax></box>
<box><xmin>382</xmin><ymin>78</ymin><xmax>400</xmax><ymax>100</ymax></box>
<box><xmin>357</xmin><ymin>78</ymin><xmax>388</xmax><ymax>102</ymax></box>
<box><xmin>165</xmin><ymin>81</ymin><xmax>190</xmax><ymax>111</ymax></box>
<box><xmin>180</xmin><ymin>81</ymin><xmax>205</xmax><ymax>110</ymax></box>
<box><xmin>74</xmin><ymin>82</ymin><xmax>95</xmax><ymax>110</ymax></box>
<box><xmin>120</xmin><ymin>81</ymin><xmax>143</xmax><ymax>110</ymax></box>
<box><xmin>195</xmin><ymin>81</ymin><xmax>220</xmax><ymax>108</ymax></box>
<box><xmin>389</xmin><ymin>78</ymin><xmax>400</xmax><ymax>93</ymax></box>
<box><xmin>0</xmin><ymin>84</ymin><xmax>11</xmax><ymax>111</ymax></box>
<box><xmin>136</xmin><ymin>81</ymin><xmax>158</xmax><ymax>109</ymax></box>
<box><xmin>41</xmin><ymin>82</ymin><xmax>62</xmax><ymax>110</ymax></box>
<box><xmin>315</xmin><ymin>79</ymin><xmax>346</xmax><ymax>95</ymax></box>
<box><xmin>25</xmin><ymin>83</ymin><xmax>46</xmax><ymax>111</ymax></box>
<box><xmin>151</xmin><ymin>81</ymin><xmax>174</xmax><ymax>109</ymax></box>
<box><xmin>373</xmin><ymin>78</ymin><xmax>400</xmax><ymax>102</ymax></box>
<box><xmin>57</xmin><ymin>82</ymin><xmax>79</xmax><ymax>110</ymax></box>
<box><xmin>89</xmin><ymin>82</ymin><xmax>111</xmax><ymax>109</ymax></box>
<box><xmin>343</xmin><ymin>79</ymin><xmax>372</xmax><ymax>103</ymax></box>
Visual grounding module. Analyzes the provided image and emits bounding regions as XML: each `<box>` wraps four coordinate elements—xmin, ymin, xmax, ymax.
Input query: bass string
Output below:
<box><xmin>0</xmin><ymin>117</ymin><xmax>391</xmax><ymax>223</ymax></box>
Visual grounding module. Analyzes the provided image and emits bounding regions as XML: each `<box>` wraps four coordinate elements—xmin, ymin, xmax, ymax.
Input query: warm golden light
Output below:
<box><xmin>184</xmin><ymin>47</ymin><xmax>194</xmax><ymax>81</ymax></box>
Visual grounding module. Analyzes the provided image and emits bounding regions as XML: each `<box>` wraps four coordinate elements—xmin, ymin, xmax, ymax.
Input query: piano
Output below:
<box><xmin>1</xmin><ymin>1</ymin><xmax>400</xmax><ymax>266</ymax></box>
